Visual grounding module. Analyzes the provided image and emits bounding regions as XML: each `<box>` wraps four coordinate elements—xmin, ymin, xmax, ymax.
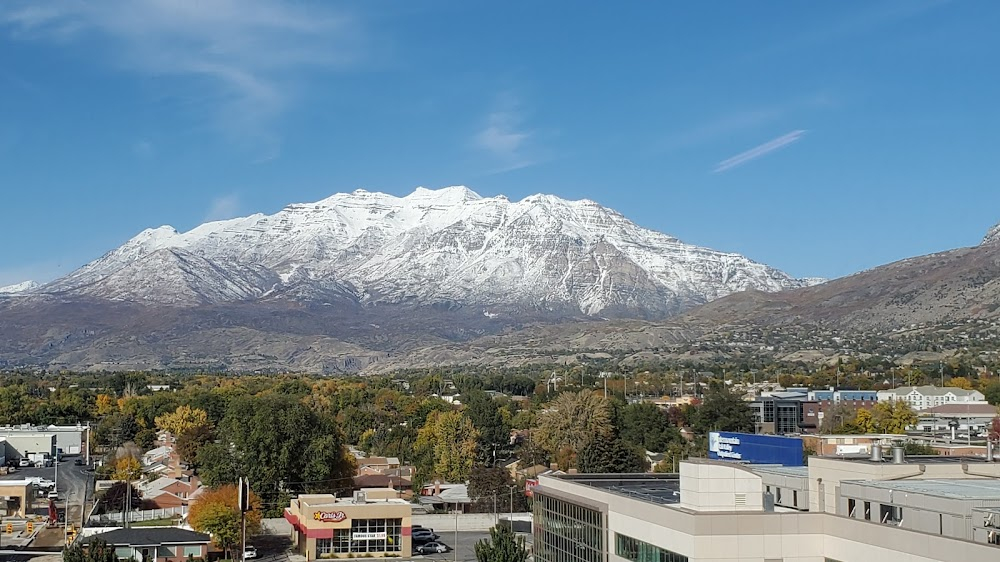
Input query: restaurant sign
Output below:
<box><xmin>352</xmin><ymin>532</ymin><xmax>387</xmax><ymax>541</ymax></box>
<box><xmin>313</xmin><ymin>510</ymin><xmax>348</xmax><ymax>523</ymax></box>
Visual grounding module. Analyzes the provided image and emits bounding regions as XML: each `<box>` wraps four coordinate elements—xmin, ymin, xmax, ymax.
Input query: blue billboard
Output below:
<box><xmin>708</xmin><ymin>431</ymin><xmax>804</xmax><ymax>466</ymax></box>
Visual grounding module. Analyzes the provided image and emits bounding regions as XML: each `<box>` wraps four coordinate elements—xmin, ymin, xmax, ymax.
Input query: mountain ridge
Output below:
<box><xmin>34</xmin><ymin>186</ymin><xmax>817</xmax><ymax>317</ymax></box>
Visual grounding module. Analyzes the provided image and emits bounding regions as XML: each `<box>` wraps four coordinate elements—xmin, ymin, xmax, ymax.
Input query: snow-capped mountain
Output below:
<box><xmin>40</xmin><ymin>186</ymin><xmax>818</xmax><ymax>316</ymax></box>
<box><xmin>0</xmin><ymin>280</ymin><xmax>38</xmax><ymax>294</ymax></box>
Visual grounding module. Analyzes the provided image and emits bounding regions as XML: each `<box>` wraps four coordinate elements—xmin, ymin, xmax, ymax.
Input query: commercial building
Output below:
<box><xmin>877</xmin><ymin>386</ymin><xmax>986</xmax><ymax>411</ymax></box>
<box><xmin>285</xmin><ymin>488</ymin><xmax>412</xmax><ymax>560</ymax></box>
<box><xmin>533</xmin><ymin>445</ymin><xmax>1000</xmax><ymax>561</ymax></box>
<box><xmin>0</xmin><ymin>433</ymin><xmax>57</xmax><ymax>462</ymax></box>
<box><xmin>0</xmin><ymin>424</ymin><xmax>89</xmax><ymax>460</ymax></box>
<box><xmin>0</xmin><ymin>480</ymin><xmax>34</xmax><ymax>517</ymax></box>
<box><xmin>916</xmin><ymin>402</ymin><xmax>998</xmax><ymax>434</ymax></box>
<box><xmin>749</xmin><ymin>391</ymin><xmax>820</xmax><ymax>435</ymax></box>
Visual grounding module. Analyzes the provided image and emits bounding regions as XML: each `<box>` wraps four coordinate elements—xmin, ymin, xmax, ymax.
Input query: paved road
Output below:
<box><xmin>1</xmin><ymin>459</ymin><xmax>93</xmax><ymax>527</ymax></box>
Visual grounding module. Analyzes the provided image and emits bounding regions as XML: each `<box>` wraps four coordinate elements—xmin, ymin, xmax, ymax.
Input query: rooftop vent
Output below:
<box><xmin>870</xmin><ymin>444</ymin><xmax>883</xmax><ymax>462</ymax></box>
<box><xmin>891</xmin><ymin>445</ymin><xmax>905</xmax><ymax>464</ymax></box>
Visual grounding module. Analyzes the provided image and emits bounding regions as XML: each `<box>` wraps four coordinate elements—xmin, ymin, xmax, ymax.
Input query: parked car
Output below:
<box><xmin>18</xmin><ymin>458</ymin><xmax>30</xmax><ymax>468</ymax></box>
<box><xmin>415</xmin><ymin>542</ymin><xmax>450</xmax><ymax>554</ymax></box>
<box><xmin>243</xmin><ymin>545</ymin><xmax>257</xmax><ymax>560</ymax></box>
<box><xmin>36</xmin><ymin>478</ymin><xmax>55</xmax><ymax>490</ymax></box>
<box><xmin>411</xmin><ymin>529</ymin><xmax>440</xmax><ymax>543</ymax></box>
<box><xmin>47</xmin><ymin>490</ymin><xmax>60</xmax><ymax>500</ymax></box>
<box><xmin>73</xmin><ymin>458</ymin><xmax>84</xmax><ymax>466</ymax></box>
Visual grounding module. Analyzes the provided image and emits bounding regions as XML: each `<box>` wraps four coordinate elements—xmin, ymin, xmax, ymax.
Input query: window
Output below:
<box><xmin>776</xmin><ymin>488</ymin><xmax>782</xmax><ymax>504</ymax></box>
<box><xmin>533</xmin><ymin>493</ymin><xmax>604</xmax><ymax>562</ymax></box>
<box><xmin>880</xmin><ymin>504</ymin><xmax>903</xmax><ymax>524</ymax></box>
<box><xmin>864</xmin><ymin>501</ymin><xmax>871</xmax><ymax>520</ymax></box>
<box><xmin>616</xmin><ymin>533</ymin><xmax>688</xmax><ymax>562</ymax></box>
<box><xmin>114</xmin><ymin>547</ymin><xmax>132</xmax><ymax>559</ymax></box>
<box><xmin>183</xmin><ymin>546</ymin><xmax>202</xmax><ymax>557</ymax></box>
<box><xmin>793</xmin><ymin>490</ymin><xmax>798</xmax><ymax>507</ymax></box>
<box><xmin>317</xmin><ymin>518</ymin><xmax>403</xmax><ymax>556</ymax></box>
<box><xmin>848</xmin><ymin>499</ymin><xmax>856</xmax><ymax>517</ymax></box>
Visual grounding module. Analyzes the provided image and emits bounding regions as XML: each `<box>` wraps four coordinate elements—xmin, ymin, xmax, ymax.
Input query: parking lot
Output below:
<box><xmin>249</xmin><ymin>530</ymin><xmax>526</xmax><ymax>562</ymax></box>
<box><xmin>0</xmin><ymin>459</ymin><xmax>93</xmax><ymax>527</ymax></box>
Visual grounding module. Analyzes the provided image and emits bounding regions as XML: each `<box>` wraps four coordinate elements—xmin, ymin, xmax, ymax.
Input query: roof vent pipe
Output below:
<box><xmin>870</xmin><ymin>444</ymin><xmax>883</xmax><ymax>462</ymax></box>
<box><xmin>892</xmin><ymin>445</ymin><xmax>905</xmax><ymax>464</ymax></box>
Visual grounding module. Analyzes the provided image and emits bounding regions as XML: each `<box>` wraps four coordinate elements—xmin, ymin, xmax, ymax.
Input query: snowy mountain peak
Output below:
<box><xmin>982</xmin><ymin>222</ymin><xmax>1000</xmax><ymax>246</ymax></box>
<box><xmin>40</xmin><ymin>186</ymin><xmax>816</xmax><ymax>315</ymax></box>
<box><xmin>0</xmin><ymin>280</ymin><xmax>39</xmax><ymax>294</ymax></box>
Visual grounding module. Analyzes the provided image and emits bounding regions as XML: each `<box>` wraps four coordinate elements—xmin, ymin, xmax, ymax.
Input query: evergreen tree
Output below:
<box><xmin>475</xmin><ymin>524</ymin><xmax>529</xmax><ymax>562</ymax></box>
<box><xmin>577</xmin><ymin>437</ymin><xmax>646</xmax><ymax>473</ymax></box>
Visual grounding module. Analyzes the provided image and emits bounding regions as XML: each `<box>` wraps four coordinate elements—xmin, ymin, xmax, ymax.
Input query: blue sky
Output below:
<box><xmin>1</xmin><ymin>0</ymin><xmax>998</xmax><ymax>286</ymax></box>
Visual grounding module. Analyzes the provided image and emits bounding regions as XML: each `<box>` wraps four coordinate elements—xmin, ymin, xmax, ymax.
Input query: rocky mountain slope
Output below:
<box><xmin>0</xmin><ymin>186</ymin><xmax>819</xmax><ymax>373</ymax></box>
<box><xmin>35</xmin><ymin>186</ymin><xmax>814</xmax><ymax>317</ymax></box>
<box><xmin>361</xmin><ymin>224</ymin><xmax>1000</xmax><ymax>372</ymax></box>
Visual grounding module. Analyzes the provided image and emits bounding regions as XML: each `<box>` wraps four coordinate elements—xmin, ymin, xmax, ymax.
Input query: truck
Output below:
<box><xmin>28</xmin><ymin>452</ymin><xmax>49</xmax><ymax>467</ymax></box>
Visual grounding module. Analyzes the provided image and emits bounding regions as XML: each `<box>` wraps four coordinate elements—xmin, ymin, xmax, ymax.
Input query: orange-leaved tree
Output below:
<box><xmin>188</xmin><ymin>484</ymin><xmax>263</xmax><ymax>558</ymax></box>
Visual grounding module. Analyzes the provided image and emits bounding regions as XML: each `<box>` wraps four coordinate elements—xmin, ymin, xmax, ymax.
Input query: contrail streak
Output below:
<box><xmin>713</xmin><ymin>129</ymin><xmax>806</xmax><ymax>173</ymax></box>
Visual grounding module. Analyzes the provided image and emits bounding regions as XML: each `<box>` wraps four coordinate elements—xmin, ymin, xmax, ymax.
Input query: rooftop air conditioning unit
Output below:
<box><xmin>353</xmin><ymin>491</ymin><xmax>367</xmax><ymax>504</ymax></box>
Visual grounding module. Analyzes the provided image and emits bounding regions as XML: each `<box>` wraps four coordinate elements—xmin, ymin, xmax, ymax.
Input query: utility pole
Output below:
<box><xmin>453</xmin><ymin>508</ymin><xmax>458</xmax><ymax>562</ymax></box>
<box><xmin>940</xmin><ymin>363</ymin><xmax>945</xmax><ymax>387</ymax></box>
<box><xmin>239</xmin><ymin>477</ymin><xmax>250</xmax><ymax>562</ymax></box>
<box><xmin>509</xmin><ymin>485</ymin><xmax>514</xmax><ymax>525</ymax></box>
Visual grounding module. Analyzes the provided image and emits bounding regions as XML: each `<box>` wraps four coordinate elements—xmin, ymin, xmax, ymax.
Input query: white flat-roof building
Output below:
<box><xmin>0</xmin><ymin>424</ymin><xmax>89</xmax><ymax>458</ymax></box>
<box><xmin>533</xmin><ymin>448</ymin><xmax>1000</xmax><ymax>562</ymax></box>
<box><xmin>877</xmin><ymin>386</ymin><xmax>986</xmax><ymax>411</ymax></box>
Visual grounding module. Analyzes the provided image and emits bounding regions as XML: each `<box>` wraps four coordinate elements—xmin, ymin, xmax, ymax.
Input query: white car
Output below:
<box><xmin>36</xmin><ymin>479</ymin><xmax>55</xmax><ymax>490</ymax></box>
<box><xmin>243</xmin><ymin>545</ymin><xmax>257</xmax><ymax>560</ymax></box>
<box><xmin>47</xmin><ymin>490</ymin><xmax>60</xmax><ymax>500</ymax></box>
<box><xmin>18</xmin><ymin>459</ymin><xmax>30</xmax><ymax>468</ymax></box>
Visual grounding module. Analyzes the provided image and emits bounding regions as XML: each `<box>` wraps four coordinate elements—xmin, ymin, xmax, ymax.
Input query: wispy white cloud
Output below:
<box><xmin>713</xmin><ymin>130</ymin><xmax>806</xmax><ymax>173</ymax></box>
<box><xmin>204</xmin><ymin>194</ymin><xmax>242</xmax><ymax>223</ymax></box>
<box><xmin>0</xmin><ymin>1</ymin><xmax>361</xmax><ymax>157</ymax></box>
<box><xmin>473</xmin><ymin>94</ymin><xmax>539</xmax><ymax>173</ymax></box>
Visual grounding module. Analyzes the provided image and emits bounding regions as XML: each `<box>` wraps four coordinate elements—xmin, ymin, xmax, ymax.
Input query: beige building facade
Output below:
<box><xmin>534</xmin><ymin>455</ymin><xmax>1000</xmax><ymax>562</ymax></box>
<box><xmin>285</xmin><ymin>489</ymin><xmax>412</xmax><ymax>560</ymax></box>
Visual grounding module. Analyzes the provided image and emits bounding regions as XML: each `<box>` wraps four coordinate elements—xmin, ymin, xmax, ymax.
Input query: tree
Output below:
<box><xmin>467</xmin><ymin>467</ymin><xmax>528</xmax><ymax>514</ymax></box>
<box><xmin>102</xmin><ymin>481</ymin><xmax>141</xmax><ymax>512</ymax></box>
<box><xmin>213</xmin><ymin>394</ymin><xmax>355</xmax><ymax>507</ymax></box>
<box><xmin>819</xmin><ymin>402</ymin><xmax>861</xmax><ymax>434</ymax></box>
<box><xmin>415</xmin><ymin>410</ymin><xmax>479</xmax><ymax>482</ymax></box>
<box><xmin>577</xmin><ymin>437</ymin><xmax>646</xmax><ymax>474</ymax></box>
<box><xmin>112</xmin><ymin>456</ymin><xmax>142</xmax><ymax>482</ymax></box>
<box><xmin>872</xmin><ymin>401</ymin><xmax>917</xmax><ymax>434</ymax></box>
<box><xmin>984</xmin><ymin>381</ymin><xmax>1000</xmax><ymax>406</ymax></box>
<box><xmin>155</xmin><ymin>405</ymin><xmax>210</xmax><ymax>437</ymax></box>
<box><xmin>94</xmin><ymin>394</ymin><xmax>117</xmax><ymax>417</ymax></box>
<box><xmin>854</xmin><ymin>409</ymin><xmax>877</xmax><ymax>434</ymax></box>
<box><xmin>475</xmin><ymin>524</ymin><xmax>529</xmax><ymax>562</ymax></box>
<box><xmin>188</xmin><ymin>485</ymin><xmax>262</xmax><ymax>559</ymax></box>
<box><xmin>533</xmin><ymin>390</ymin><xmax>612</xmax><ymax>459</ymax></box>
<box><xmin>948</xmin><ymin>376</ymin><xmax>974</xmax><ymax>390</ymax></box>
<box><xmin>903</xmin><ymin>442</ymin><xmax>939</xmax><ymax>455</ymax></box>
<box><xmin>464</xmin><ymin>390</ymin><xmax>512</xmax><ymax>465</ymax></box>
<box><xmin>691</xmin><ymin>383</ymin><xmax>754</xmax><ymax>434</ymax></box>
<box><xmin>175</xmin><ymin>423</ymin><xmax>215</xmax><ymax>465</ymax></box>
<box><xmin>616</xmin><ymin>403</ymin><xmax>682</xmax><ymax>452</ymax></box>
<box><xmin>64</xmin><ymin>538</ymin><xmax>117</xmax><ymax>562</ymax></box>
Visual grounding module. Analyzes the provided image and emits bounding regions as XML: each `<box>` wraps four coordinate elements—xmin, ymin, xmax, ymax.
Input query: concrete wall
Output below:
<box><xmin>412</xmin><ymin>512</ymin><xmax>531</xmax><ymax>531</ymax></box>
<box><xmin>679</xmin><ymin>460</ymin><xmax>763</xmax><ymax>512</ymax></box>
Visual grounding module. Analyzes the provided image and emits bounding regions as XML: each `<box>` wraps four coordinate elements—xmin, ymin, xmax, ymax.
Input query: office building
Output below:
<box><xmin>533</xmin><ymin>445</ymin><xmax>1000</xmax><ymax>561</ymax></box>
